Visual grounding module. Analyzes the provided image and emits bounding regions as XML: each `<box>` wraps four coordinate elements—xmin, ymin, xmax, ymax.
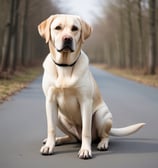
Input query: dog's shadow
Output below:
<box><xmin>55</xmin><ymin>137</ymin><xmax>158</xmax><ymax>158</ymax></box>
<box><xmin>93</xmin><ymin>137</ymin><xmax>158</xmax><ymax>158</ymax></box>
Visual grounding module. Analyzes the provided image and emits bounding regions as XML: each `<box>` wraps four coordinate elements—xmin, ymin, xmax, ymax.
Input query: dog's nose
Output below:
<box><xmin>63</xmin><ymin>36</ymin><xmax>73</xmax><ymax>42</ymax></box>
<box><xmin>61</xmin><ymin>35</ymin><xmax>74</xmax><ymax>52</ymax></box>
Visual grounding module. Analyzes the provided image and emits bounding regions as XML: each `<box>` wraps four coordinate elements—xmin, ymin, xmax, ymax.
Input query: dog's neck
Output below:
<box><xmin>52</xmin><ymin>54</ymin><xmax>80</xmax><ymax>67</ymax></box>
<box><xmin>49</xmin><ymin>41</ymin><xmax>81</xmax><ymax>67</ymax></box>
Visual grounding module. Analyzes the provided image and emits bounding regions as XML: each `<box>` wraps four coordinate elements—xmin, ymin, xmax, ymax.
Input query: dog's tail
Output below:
<box><xmin>110</xmin><ymin>123</ymin><xmax>145</xmax><ymax>136</ymax></box>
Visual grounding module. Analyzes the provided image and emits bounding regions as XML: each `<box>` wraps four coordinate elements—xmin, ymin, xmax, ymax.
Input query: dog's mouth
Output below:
<box><xmin>57</xmin><ymin>37</ymin><xmax>74</xmax><ymax>53</ymax></box>
<box><xmin>57</xmin><ymin>46</ymin><xmax>74</xmax><ymax>52</ymax></box>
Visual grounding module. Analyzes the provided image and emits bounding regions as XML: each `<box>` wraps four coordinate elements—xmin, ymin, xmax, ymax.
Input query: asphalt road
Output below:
<box><xmin>0</xmin><ymin>66</ymin><xmax>158</xmax><ymax>168</ymax></box>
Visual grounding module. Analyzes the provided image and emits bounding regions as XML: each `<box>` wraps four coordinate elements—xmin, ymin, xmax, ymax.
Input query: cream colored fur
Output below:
<box><xmin>38</xmin><ymin>14</ymin><xmax>145</xmax><ymax>159</ymax></box>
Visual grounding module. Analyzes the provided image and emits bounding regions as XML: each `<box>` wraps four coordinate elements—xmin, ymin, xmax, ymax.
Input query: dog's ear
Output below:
<box><xmin>38</xmin><ymin>15</ymin><xmax>56</xmax><ymax>43</ymax></box>
<box><xmin>80</xmin><ymin>19</ymin><xmax>92</xmax><ymax>42</ymax></box>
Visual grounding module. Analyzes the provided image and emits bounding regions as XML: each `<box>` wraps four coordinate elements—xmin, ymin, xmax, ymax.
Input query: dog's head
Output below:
<box><xmin>38</xmin><ymin>14</ymin><xmax>92</xmax><ymax>55</ymax></box>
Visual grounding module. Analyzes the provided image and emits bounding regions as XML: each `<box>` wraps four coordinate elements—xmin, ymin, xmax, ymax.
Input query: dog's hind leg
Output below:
<box><xmin>43</xmin><ymin>112</ymin><xmax>79</xmax><ymax>146</ymax></box>
<box><xmin>43</xmin><ymin>135</ymin><xmax>77</xmax><ymax>146</ymax></box>
<box><xmin>56</xmin><ymin>113</ymin><xmax>79</xmax><ymax>145</ymax></box>
<box><xmin>94</xmin><ymin>105</ymin><xmax>112</xmax><ymax>151</ymax></box>
<box><xmin>97</xmin><ymin>118</ymin><xmax>112</xmax><ymax>150</ymax></box>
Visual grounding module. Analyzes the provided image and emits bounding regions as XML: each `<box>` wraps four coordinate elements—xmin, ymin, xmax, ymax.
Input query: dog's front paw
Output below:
<box><xmin>40</xmin><ymin>141</ymin><xmax>55</xmax><ymax>155</ymax></box>
<box><xmin>78</xmin><ymin>148</ymin><xmax>92</xmax><ymax>159</ymax></box>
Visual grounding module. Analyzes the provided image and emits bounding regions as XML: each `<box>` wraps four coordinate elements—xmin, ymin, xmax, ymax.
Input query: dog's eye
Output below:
<box><xmin>71</xmin><ymin>25</ymin><xmax>78</xmax><ymax>31</ymax></box>
<box><xmin>55</xmin><ymin>26</ymin><xmax>62</xmax><ymax>30</ymax></box>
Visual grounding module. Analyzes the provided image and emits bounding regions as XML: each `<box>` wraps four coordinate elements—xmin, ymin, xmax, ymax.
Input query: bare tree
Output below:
<box><xmin>9</xmin><ymin>0</ymin><xmax>20</xmax><ymax>73</ymax></box>
<box><xmin>148</xmin><ymin>0</ymin><xmax>157</xmax><ymax>74</ymax></box>
<box><xmin>137</xmin><ymin>0</ymin><xmax>144</xmax><ymax>68</ymax></box>
<box><xmin>0</xmin><ymin>0</ymin><xmax>13</xmax><ymax>73</ymax></box>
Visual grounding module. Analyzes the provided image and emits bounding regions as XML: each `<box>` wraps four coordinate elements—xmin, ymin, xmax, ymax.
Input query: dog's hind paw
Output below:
<box><xmin>42</xmin><ymin>138</ymin><xmax>47</xmax><ymax>144</ymax></box>
<box><xmin>97</xmin><ymin>138</ymin><xmax>109</xmax><ymax>151</ymax></box>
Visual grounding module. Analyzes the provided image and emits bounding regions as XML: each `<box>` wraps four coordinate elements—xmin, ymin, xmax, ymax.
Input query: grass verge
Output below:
<box><xmin>93</xmin><ymin>64</ymin><xmax>158</xmax><ymax>88</ymax></box>
<box><xmin>0</xmin><ymin>66</ymin><xmax>42</xmax><ymax>103</ymax></box>
<box><xmin>1</xmin><ymin>64</ymin><xmax>157</xmax><ymax>104</ymax></box>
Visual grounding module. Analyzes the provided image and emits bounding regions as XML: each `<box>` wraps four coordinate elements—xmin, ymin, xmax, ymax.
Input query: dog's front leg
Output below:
<box><xmin>40</xmin><ymin>89</ymin><xmax>57</xmax><ymax>155</ymax></box>
<box><xmin>78</xmin><ymin>100</ymin><xmax>92</xmax><ymax>159</ymax></box>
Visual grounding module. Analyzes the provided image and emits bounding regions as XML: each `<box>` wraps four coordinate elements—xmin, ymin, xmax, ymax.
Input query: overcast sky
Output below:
<box><xmin>52</xmin><ymin>0</ymin><xmax>106</xmax><ymax>24</ymax></box>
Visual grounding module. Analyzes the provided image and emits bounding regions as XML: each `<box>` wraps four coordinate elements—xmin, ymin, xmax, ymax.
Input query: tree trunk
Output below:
<box><xmin>137</xmin><ymin>0</ymin><xmax>144</xmax><ymax>68</ymax></box>
<box><xmin>0</xmin><ymin>0</ymin><xmax>14</xmax><ymax>73</ymax></box>
<box><xmin>127</xmin><ymin>0</ymin><xmax>133</xmax><ymax>69</ymax></box>
<box><xmin>148</xmin><ymin>0</ymin><xmax>157</xmax><ymax>74</ymax></box>
<box><xmin>20</xmin><ymin>0</ymin><xmax>29</xmax><ymax>66</ymax></box>
<box><xmin>9</xmin><ymin>0</ymin><xmax>19</xmax><ymax>74</ymax></box>
<box><xmin>119</xmin><ymin>7</ymin><xmax>126</xmax><ymax>68</ymax></box>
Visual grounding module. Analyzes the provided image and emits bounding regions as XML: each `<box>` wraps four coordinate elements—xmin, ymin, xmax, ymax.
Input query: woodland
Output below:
<box><xmin>0</xmin><ymin>0</ymin><xmax>59</xmax><ymax>77</ymax></box>
<box><xmin>0</xmin><ymin>0</ymin><xmax>157</xmax><ymax>77</ymax></box>
<box><xmin>86</xmin><ymin>0</ymin><xmax>158</xmax><ymax>74</ymax></box>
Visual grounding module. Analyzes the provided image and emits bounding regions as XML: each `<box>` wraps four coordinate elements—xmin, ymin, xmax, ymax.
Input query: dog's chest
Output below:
<box><xmin>56</xmin><ymin>88</ymin><xmax>82</xmax><ymax>125</ymax></box>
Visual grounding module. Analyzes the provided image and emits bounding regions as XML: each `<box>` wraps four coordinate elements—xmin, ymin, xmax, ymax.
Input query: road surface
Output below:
<box><xmin>0</xmin><ymin>66</ymin><xmax>158</xmax><ymax>168</ymax></box>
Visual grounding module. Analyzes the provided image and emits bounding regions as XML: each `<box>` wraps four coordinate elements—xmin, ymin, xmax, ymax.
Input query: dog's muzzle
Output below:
<box><xmin>57</xmin><ymin>36</ymin><xmax>74</xmax><ymax>52</ymax></box>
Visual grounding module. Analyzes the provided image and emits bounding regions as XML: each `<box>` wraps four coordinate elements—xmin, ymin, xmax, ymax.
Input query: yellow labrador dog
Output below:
<box><xmin>38</xmin><ymin>14</ymin><xmax>145</xmax><ymax>159</ymax></box>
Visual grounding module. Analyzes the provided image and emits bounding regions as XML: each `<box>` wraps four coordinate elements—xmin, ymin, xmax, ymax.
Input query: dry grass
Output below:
<box><xmin>93</xmin><ymin>64</ymin><xmax>158</xmax><ymax>88</ymax></box>
<box><xmin>0</xmin><ymin>67</ymin><xmax>42</xmax><ymax>103</ymax></box>
<box><xmin>1</xmin><ymin>64</ymin><xmax>157</xmax><ymax>104</ymax></box>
